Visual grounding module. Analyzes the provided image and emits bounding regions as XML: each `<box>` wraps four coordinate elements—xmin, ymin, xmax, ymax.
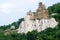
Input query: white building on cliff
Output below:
<box><xmin>18</xmin><ymin>2</ymin><xmax>58</xmax><ymax>33</ymax></box>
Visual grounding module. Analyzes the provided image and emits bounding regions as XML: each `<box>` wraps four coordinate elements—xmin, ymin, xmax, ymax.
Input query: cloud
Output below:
<box><xmin>0</xmin><ymin>2</ymin><xmax>16</xmax><ymax>14</ymax></box>
<box><xmin>0</xmin><ymin>0</ymin><xmax>60</xmax><ymax>26</ymax></box>
<box><xmin>0</xmin><ymin>0</ymin><xmax>40</xmax><ymax>14</ymax></box>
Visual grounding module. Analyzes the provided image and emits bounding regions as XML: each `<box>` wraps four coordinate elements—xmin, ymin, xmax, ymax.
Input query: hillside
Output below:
<box><xmin>0</xmin><ymin>2</ymin><xmax>60</xmax><ymax>40</ymax></box>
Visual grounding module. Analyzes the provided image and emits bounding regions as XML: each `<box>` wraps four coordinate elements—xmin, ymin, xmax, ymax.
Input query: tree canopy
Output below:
<box><xmin>0</xmin><ymin>2</ymin><xmax>60</xmax><ymax>40</ymax></box>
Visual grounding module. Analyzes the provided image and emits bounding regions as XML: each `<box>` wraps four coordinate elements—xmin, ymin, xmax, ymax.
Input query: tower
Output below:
<box><xmin>36</xmin><ymin>2</ymin><xmax>49</xmax><ymax>19</ymax></box>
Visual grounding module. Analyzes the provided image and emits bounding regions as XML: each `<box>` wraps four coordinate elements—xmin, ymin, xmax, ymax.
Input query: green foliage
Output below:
<box><xmin>52</xmin><ymin>14</ymin><xmax>60</xmax><ymax>22</ymax></box>
<box><xmin>0</xmin><ymin>30</ymin><xmax>5</xmax><ymax>40</ymax></box>
<box><xmin>0</xmin><ymin>18</ymin><xmax>24</xmax><ymax>30</ymax></box>
<box><xmin>48</xmin><ymin>3</ymin><xmax>60</xmax><ymax>15</ymax></box>
<box><xmin>26</xmin><ymin>30</ymin><xmax>38</xmax><ymax>40</ymax></box>
<box><xmin>0</xmin><ymin>24</ymin><xmax>60</xmax><ymax>40</ymax></box>
<box><xmin>0</xmin><ymin>25</ymin><xmax>11</xmax><ymax>30</ymax></box>
<box><xmin>48</xmin><ymin>3</ymin><xmax>60</xmax><ymax>23</ymax></box>
<box><xmin>0</xmin><ymin>2</ymin><xmax>60</xmax><ymax>40</ymax></box>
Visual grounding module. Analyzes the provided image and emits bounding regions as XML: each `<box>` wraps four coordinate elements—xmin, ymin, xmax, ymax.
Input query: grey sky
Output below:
<box><xmin>0</xmin><ymin>0</ymin><xmax>60</xmax><ymax>26</ymax></box>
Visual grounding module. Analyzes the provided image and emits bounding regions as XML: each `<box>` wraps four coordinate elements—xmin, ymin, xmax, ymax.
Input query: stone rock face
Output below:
<box><xmin>18</xmin><ymin>2</ymin><xmax>58</xmax><ymax>33</ymax></box>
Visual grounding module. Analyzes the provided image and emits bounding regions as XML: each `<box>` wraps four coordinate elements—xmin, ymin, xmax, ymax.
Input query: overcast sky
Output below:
<box><xmin>0</xmin><ymin>0</ymin><xmax>60</xmax><ymax>26</ymax></box>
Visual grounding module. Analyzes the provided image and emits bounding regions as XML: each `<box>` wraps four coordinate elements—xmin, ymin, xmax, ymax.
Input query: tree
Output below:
<box><xmin>48</xmin><ymin>3</ymin><xmax>60</xmax><ymax>15</ymax></box>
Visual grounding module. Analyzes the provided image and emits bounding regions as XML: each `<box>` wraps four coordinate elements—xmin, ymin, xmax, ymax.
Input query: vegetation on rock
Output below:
<box><xmin>0</xmin><ymin>3</ymin><xmax>60</xmax><ymax>40</ymax></box>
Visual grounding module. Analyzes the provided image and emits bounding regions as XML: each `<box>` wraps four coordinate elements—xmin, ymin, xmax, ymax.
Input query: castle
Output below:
<box><xmin>18</xmin><ymin>2</ymin><xmax>58</xmax><ymax>33</ymax></box>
